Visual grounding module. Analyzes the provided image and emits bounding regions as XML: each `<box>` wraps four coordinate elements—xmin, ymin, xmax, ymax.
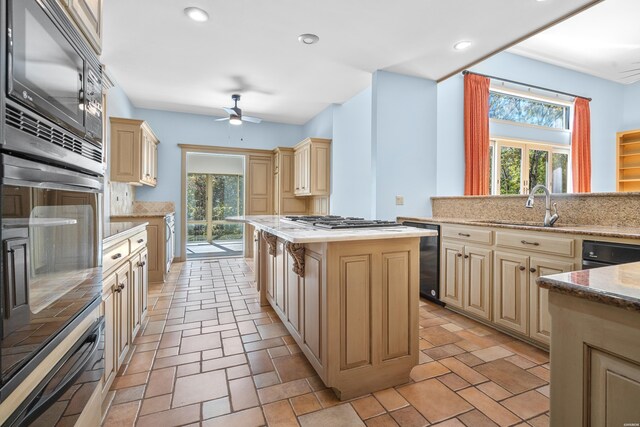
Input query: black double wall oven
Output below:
<box><xmin>1</xmin><ymin>0</ymin><xmax>105</xmax><ymax>424</ymax></box>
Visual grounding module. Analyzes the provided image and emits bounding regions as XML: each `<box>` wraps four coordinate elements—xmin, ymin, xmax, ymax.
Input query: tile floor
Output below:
<box><xmin>102</xmin><ymin>258</ymin><xmax>550</xmax><ymax>426</ymax></box>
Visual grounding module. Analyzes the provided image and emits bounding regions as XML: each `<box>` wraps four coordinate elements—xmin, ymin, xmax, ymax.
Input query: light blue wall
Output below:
<box><xmin>623</xmin><ymin>81</ymin><xmax>640</xmax><ymax>131</ymax></box>
<box><xmin>436</xmin><ymin>51</ymin><xmax>626</xmax><ymax>195</ymax></box>
<box><xmin>331</xmin><ymin>87</ymin><xmax>373</xmax><ymax>218</ymax></box>
<box><xmin>134</xmin><ymin>108</ymin><xmax>304</xmax><ymax>257</ymax></box>
<box><xmin>302</xmin><ymin>105</ymin><xmax>335</xmax><ymax>139</ymax></box>
<box><xmin>372</xmin><ymin>71</ymin><xmax>437</xmax><ymax>220</ymax></box>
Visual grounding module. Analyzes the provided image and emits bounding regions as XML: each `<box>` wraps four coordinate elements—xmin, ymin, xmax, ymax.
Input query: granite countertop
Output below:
<box><xmin>538</xmin><ymin>263</ymin><xmax>640</xmax><ymax>311</ymax></box>
<box><xmin>111</xmin><ymin>212</ymin><xmax>175</xmax><ymax>218</ymax></box>
<box><xmin>104</xmin><ymin>221</ymin><xmax>148</xmax><ymax>243</ymax></box>
<box><xmin>398</xmin><ymin>216</ymin><xmax>640</xmax><ymax>240</ymax></box>
<box><xmin>228</xmin><ymin>215</ymin><xmax>437</xmax><ymax>243</ymax></box>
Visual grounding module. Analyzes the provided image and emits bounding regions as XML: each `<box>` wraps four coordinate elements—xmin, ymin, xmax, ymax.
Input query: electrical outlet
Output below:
<box><xmin>395</xmin><ymin>195</ymin><xmax>404</xmax><ymax>206</ymax></box>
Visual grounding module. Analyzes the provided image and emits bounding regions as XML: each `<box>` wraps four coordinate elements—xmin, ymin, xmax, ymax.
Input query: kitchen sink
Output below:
<box><xmin>470</xmin><ymin>220</ymin><xmax>550</xmax><ymax>228</ymax></box>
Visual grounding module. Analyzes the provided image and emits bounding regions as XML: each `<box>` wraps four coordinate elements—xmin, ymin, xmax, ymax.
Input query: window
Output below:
<box><xmin>490</xmin><ymin>139</ymin><xmax>570</xmax><ymax>195</ymax></box>
<box><xmin>489</xmin><ymin>90</ymin><xmax>570</xmax><ymax>130</ymax></box>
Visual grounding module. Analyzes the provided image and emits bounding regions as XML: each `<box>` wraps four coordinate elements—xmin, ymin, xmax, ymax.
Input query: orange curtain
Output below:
<box><xmin>464</xmin><ymin>73</ymin><xmax>491</xmax><ymax>196</ymax></box>
<box><xmin>571</xmin><ymin>97</ymin><xmax>591</xmax><ymax>193</ymax></box>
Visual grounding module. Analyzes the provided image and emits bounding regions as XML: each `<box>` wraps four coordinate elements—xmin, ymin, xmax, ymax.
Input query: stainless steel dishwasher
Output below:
<box><xmin>582</xmin><ymin>240</ymin><xmax>640</xmax><ymax>269</ymax></box>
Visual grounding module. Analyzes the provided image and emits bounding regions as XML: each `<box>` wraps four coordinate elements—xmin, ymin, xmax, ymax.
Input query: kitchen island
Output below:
<box><xmin>229</xmin><ymin>215</ymin><xmax>437</xmax><ymax>399</ymax></box>
<box><xmin>538</xmin><ymin>264</ymin><xmax>640</xmax><ymax>427</ymax></box>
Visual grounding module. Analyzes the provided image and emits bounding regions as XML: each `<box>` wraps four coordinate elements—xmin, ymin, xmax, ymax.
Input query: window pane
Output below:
<box><xmin>187</xmin><ymin>174</ymin><xmax>207</xmax><ymax>221</ymax></box>
<box><xmin>529</xmin><ymin>149</ymin><xmax>549</xmax><ymax>190</ymax></box>
<box><xmin>187</xmin><ymin>224</ymin><xmax>207</xmax><ymax>242</ymax></box>
<box><xmin>489</xmin><ymin>145</ymin><xmax>494</xmax><ymax>194</ymax></box>
<box><xmin>552</xmin><ymin>153</ymin><xmax>569</xmax><ymax>193</ymax></box>
<box><xmin>211</xmin><ymin>175</ymin><xmax>243</xmax><ymax>220</ymax></box>
<box><xmin>489</xmin><ymin>91</ymin><xmax>568</xmax><ymax>129</ymax></box>
<box><xmin>500</xmin><ymin>146</ymin><xmax>522</xmax><ymax>195</ymax></box>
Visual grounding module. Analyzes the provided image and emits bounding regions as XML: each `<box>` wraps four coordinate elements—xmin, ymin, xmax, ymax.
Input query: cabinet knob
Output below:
<box><xmin>458</xmin><ymin>233</ymin><xmax>471</xmax><ymax>237</ymax></box>
<box><xmin>7</xmin><ymin>249</ymin><xmax>15</xmax><ymax>254</ymax></box>
<box><xmin>457</xmin><ymin>253</ymin><xmax>463</xmax><ymax>258</ymax></box>
<box><xmin>519</xmin><ymin>265</ymin><xmax>526</xmax><ymax>271</ymax></box>
<box><xmin>137</xmin><ymin>239</ymin><xmax>144</xmax><ymax>243</ymax></box>
<box><xmin>119</xmin><ymin>283</ymin><xmax>126</xmax><ymax>290</ymax></box>
<box><xmin>530</xmin><ymin>267</ymin><xmax>537</xmax><ymax>273</ymax></box>
<box><xmin>111</xmin><ymin>253</ymin><xmax>122</xmax><ymax>260</ymax></box>
<box><xmin>464</xmin><ymin>255</ymin><xmax>469</xmax><ymax>259</ymax></box>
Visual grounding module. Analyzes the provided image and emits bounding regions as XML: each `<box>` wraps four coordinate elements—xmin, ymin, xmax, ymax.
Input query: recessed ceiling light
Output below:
<box><xmin>454</xmin><ymin>40</ymin><xmax>472</xmax><ymax>51</ymax></box>
<box><xmin>184</xmin><ymin>7</ymin><xmax>209</xmax><ymax>22</ymax></box>
<box><xmin>298</xmin><ymin>33</ymin><xmax>319</xmax><ymax>45</ymax></box>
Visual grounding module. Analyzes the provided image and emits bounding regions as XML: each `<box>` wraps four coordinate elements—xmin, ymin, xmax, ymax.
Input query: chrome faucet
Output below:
<box><xmin>525</xmin><ymin>184</ymin><xmax>559</xmax><ymax>227</ymax></box>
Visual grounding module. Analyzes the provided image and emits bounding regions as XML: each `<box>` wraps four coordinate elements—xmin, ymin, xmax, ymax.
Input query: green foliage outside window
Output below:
<box><xmin>490</xmin><ymin>91</ymin><xmax>568</xmax><ymax>130</ymax></box>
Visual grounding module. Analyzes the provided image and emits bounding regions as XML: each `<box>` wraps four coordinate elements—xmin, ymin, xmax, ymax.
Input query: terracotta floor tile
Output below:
<box><xmin>124</xmin><ymin>351</ymin><xmax>155</xmax><ymax>374</ymax></box>
<box><xmin>471</xmin><ymin>346</ymin><xmax>514</xmax><ymax>362</ymax></box>
<box><xmin>454</xmin><ymin>353</ymin><xmax>485</xmax><ymax>367</ymax></box>
<box><xmin>176</xmin><ymin>362</ymin><xmax>201</xmax><ymax>378</ymax></box>
<box><xmin>253</xmin><ymin>371</ymin><xmax>281</xmax><ymax>388</ymax></box>
<box><xmin>441</xmin><ymin>323</ymin><xmax>464</xmax><ymax>332</ymax></box>
<box><xmin>438</xmin><ymin>357</ymin><xmax>488</xmax><ymax>385</ymax></box>
<box><xmin>398</xmin><ymin>379</ymin><xmax>473</xmax><ymax>423</ymax></box>
<box><xmin>474</xmin><ymin>360</ymin><xmax>546</xmax><ymax>394</ymax></box>
<box><xmin>237</xmin><ymin>320</ymin><xmax>258</xmax><ymax>335</ymax></box>
<box><xmin>457</xmin><ymin>387</ymin><xmax>520</xmax><ymax>427</ymax></box>
<box><xmin>351</xmin><ymin>396</ymin><xmax>386</xmax><ymax>420</ymax></box>
<box><xmin>291</xmin><ymin>393</ymin><xmax>322</xmax><ymax>415</ymax></box>
<box><xmin>373</xmin><ymin>388</ymin><xmax>409</xmax><ymax>412</ymax></box>
<box><xmin>135</xmin><ymin>342</ymin><xmax>159</xmax><ymax>353</ymax></box>
<box><xmin>430</xmin><ymin>419</ymin><xmax>466</xmax><ymax>427</ymax></box>
<box><xmin>306</xmin><ymin>375</ymin><xmax>328</xmax><ymax>391</ymax></box>
<box><xmin>419</xmin><ymin>326</ymin><xmax>461</xmax><ymax>346</ymax></box>
<box><xmin>389</xmin><ymin>406</ymin><xmax>429</xmax><ymax>427</ymax></box>
<box><xmin>222</xmin><ymin>336</ymin><xmax>245</xmax><ymax>356</ymax></box>
<box><xmin>527</xmin><ymin>366</ymin><xmax>550</xmax><ymax>382</ymax></box>
<box><xmin>536</xmin><ymin>385</ymin><xmax>550</xmax><ymax>398</ymax></box>
<box><xmin>365</xmin><ymin>414</ymin><xmax>400</xmax><ymax>427</ymax></box>
<box><xmin>248</xmin><ymin>349</ymin><xmax>275</xmax><ymax>374</ymax></box>
<box><xmin>504</xmin><ymin>354</ymin><xmax>536</xmax><ymax>369</ymax></box>
<box><xmin>202</xmin><ymin>407</ymin><xmax>265</xmax><ymax>427</ymax></box>
<box><xmin>202</xmin><ymin>348</ymin><xmax>224</xmax><ymax>360</ymax></box>
<box><xmin>263</xmin><ymin>400</ymin><xmax>300</xmax><ymax>427</ymax></box>
<box><xmin>298</xmin><ymin>403</ymin><xmax>365</xmax><ymax>427</ymax></box>
<box><xmin>257</xmin><ymin>322</ymin><xmax>290</xmax><ymax>339</ymax></box>
<box><xmin>227</xmin><ymin>363</ymin><xmax>251</xmax><ymax>379</ymax></box>
<box><xmin>172</xmin><ymin>370</ymin><xmax>228</xmax><ymax>407</ymax></box>
<box><xmin>423</xmin><ymin>344</ymin><xmax>466</xmax><ymax>360</ymax></box>
<box><xmin>102</xmin><ymin>401</ymin><xmax>140</xmax><ymax>426</ymax></box>
<box><xmin>409</xmin><ymin>361</ymin><xmax>450</xmax><ymax>381</ymax></box>
<box><xmin>268</xmin><ymin>345</ymin><xmax>291</xmax><ymax>358</ymax></box>
<box><xmin>139</xmin><ymin>394</ymin><xmax>172</xmax><ymax>416</ymax></box>
<box><xmin>229</xmin><ymin>376</ymin><xmax>260</xmax><ymax>411</ymax></box>
<box><xmin>315</xmin><ymin>389</ymin><xmax>341</xmax><ymax>408</ymax></box>
<box><xmin>111</xmin><ymin>371</ymin><xmax>150</xmax><ymax>390</ymax></box>
<box><xmin>159</xmin><ymin>331</ymin><xmax>182</xmax><ymax>349</ymax></box>
<box><xmin>202</xmin><ymin>396</ymin><xmax>231</xmax><ymax>420</ymax></box>
<box><xmin>180</xmin><ymin>332</ymin><xmax>221</xmax><ymax>354</ymax></box>
<box><xmin>438</xmin><ymin>373</ymin><xmax>471</xmax><ymax>391</ymax></box>
<box><xmin>155</xmin><ymin>347</ymin><xmax>179</xmax><ymax>358</ymax></box>
<box><xmin>501</xmin><ymin>341</ymin><xmax>549</xmax><ymax>364</ymax></box>
<box><xmin>457</xmin><ymin>409</ymin><xmax>499</xmax><ymax>427</ymax></box>
<box><xmin>153</xmin><ymin>352</ymin><xmax>201</xmax><ymax>370</ymax></box>
<box><xmin>501</xmin><ymin>390</ymin><xmax>549</xmax><ymax>420</ymax></box>
<box><xmin>144</xmin><ymin>367</ymin><xmax>176</xmax><ymax>398</ymax></box>
<box><xmin>258</xmin><ymin>378</ymin><xmax>312</xmax><ymax>404</ymax></box>
<box><xmin>112</xmin><ymin>384</ymin><xmax>145</xmax><ymax>405</ymax></box>
<box><xmin>202</xmin><ymin>353</ymin><xmax>247</xmax><ymax>372</ymax></box>
<box><xmin>273</xmin><ymin>353</ymin><xmax>317</xmax><ymax>382</ymax></box>
<box><xmin>476</xmin><ymin>382</ymin><xmax>512</xmax><ymax>401</ymax></box>
<box><xmin>136</xmin><ymin>403</ymin><xmax>201</xmax><ymax>427</ymax></box>
<box><xmin>527</xmin><ymin>413</ymin><xmax>550</xmax><ymax>427</ymax></box>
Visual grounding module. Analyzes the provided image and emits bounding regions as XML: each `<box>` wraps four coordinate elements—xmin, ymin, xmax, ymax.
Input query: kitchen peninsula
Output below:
<box><xmin>229</xmin><ymin>215</ymin><xmax>437</xmax><ymax>399</ymax></box>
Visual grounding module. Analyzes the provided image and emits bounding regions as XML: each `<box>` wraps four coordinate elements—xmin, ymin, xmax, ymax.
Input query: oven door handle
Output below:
<box><xmin>16</xmin><ymin>319</ymin><xmax>102</xmax><ymax>426</ymax></box>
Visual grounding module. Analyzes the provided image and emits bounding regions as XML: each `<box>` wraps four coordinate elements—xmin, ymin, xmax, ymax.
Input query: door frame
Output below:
<box><xmin>178</xmin><ymin>144</ymin><xmax>272</xmax><ymax>262</ymax></box>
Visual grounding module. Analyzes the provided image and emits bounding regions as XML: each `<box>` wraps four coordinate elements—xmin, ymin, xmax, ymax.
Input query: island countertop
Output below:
<box><xmin>537</xmin><ymin>262</ymin><xmax>640</xmax><ymax>311</ymax></box>
<box><xmin>227</xmin><ymin>215</ymin><xmax>437</xmax><ymax>243</ymax></box>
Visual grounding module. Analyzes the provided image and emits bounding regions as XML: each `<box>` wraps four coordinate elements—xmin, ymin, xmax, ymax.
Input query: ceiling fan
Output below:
<box><xmin>215</xmin><ymin>94</ymin><xmax>262</xmax><ymax>125</ymax></box>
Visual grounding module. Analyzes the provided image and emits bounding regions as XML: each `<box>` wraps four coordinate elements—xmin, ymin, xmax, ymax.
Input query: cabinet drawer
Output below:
<box><xmin>442</xmin><ymin>226</ymin><xmax>493</xmax><ymax>245</ymax></box>
<box><xmin>103</xmin><ymin>240</ymin><xmax>130</xmax><ymax>273</ymax></box>
<box><xmin>496</xmin><ymin>231</ymin><xmax>574</xmax><ymax>257</ymax></box>
<box><xmin>129</xmin><ymin>231</ymin><xmax>147</xmax><ymax>254</ymax></box>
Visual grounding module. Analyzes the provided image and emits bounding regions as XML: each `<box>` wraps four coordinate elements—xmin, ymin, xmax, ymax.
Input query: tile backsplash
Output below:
<box><xmin>133</xmin><ymin>201</ymin><xmax>175</xmax><ymax>215</ymax></box>
<box><xmin>110</xmin><ymin>182</ymin><xmax>136</xmax><ymax>216</ymax></box>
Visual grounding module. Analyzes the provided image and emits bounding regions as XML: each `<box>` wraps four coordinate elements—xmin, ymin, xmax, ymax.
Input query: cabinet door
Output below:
<box><xmin>493</xmin><ymin>252</ymin><xmax>529</xmax><ymax>334</ymax></box>
<box><xmin>247</xmin><ymin>156</ymin><xmax>273</xmax><ymax>215</ymax></box>
<box><xmin>116</xmin><ymin>264</ymin><xmax>130</xmax><ymax>365</ymax></box>
<box><xmin>463</xmin><ymin>246</ymin><xmax>492</xmax><ymax>320</ymax></box>
<box><xmin>67</xmin><ymin>0</ymin><xmax>102</xmax><ymax>54</ymax></box>
<box><xmin>140</xmin><ymin>248</ymin><xmax>149</xmax><ymax>317</ymax></box>
<box><xmin>310</xmin><ymin>142</ymin><xmax>330</xmax><ymax>195</ymax></box>
<box><xmin>110</xmin><ymin>120</ymin><xmax>141</xmax><ymax>183</ymax></box>
<box><xmin>301</xmin><ymin>145</ymin><xmax>311</xmax><ymax>194</ymax></box>
<box><xmin>2</xmin><ymin>237</ymin><xmax>30</xmax><ymax>335</ymax></box>
<box><xmin>303</xmin><ymin>249</ymin><xmax>323</xmax><ymax>364</ymax></box>
<box><xmin>130</xmin><ymin>254</ymin><xmax>142</xmax><ymax>337</ymax></box>
<box><xmin>286</xmin><ymin>252</ymin><xmax>303</xmax><ymax>340</ymax></box>
<box><xmin>529</xmin><ymin>257</ymin><xmax>573</xmax><ymax>344</ymax></box>
<box><xmin>152</xmin><ymin>141</ymin><xmax>158</xmax><ymax>186</ymax></box>
<box><xmin>440</xmin><ymin>241</ymin><xmax>464</xmax><ymax>308</ymax></box>
<box><xmin>293</xmin><ymin>150</ymin><xmax>301</xmax><ymax>194</ymax></box>
<box><xmin>275</xmin><ymin>241</ymin><xmax>286</xmax><ymax>313</ymax></box>
<box><xmin>101</xmin><ymin>273</ymin><xmax>117</xmax><ymax>399</ymax></box>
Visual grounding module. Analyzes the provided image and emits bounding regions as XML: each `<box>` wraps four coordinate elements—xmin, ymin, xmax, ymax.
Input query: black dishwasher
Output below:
<box><xmin>582</xmin><ymin>240</ymin><xmax>640</xmax><ymax>269</ymax></box>
<box><xmin>403</xmin><ymin>222</ymin><xmax>443</xmax><ymax>305</ymax></box>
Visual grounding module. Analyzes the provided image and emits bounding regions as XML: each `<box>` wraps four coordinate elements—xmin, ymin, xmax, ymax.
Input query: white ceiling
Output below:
<box><xmin>509</xmin><ymin>0</ymin><xmax>640</xmax><ymax>85</ymax></box>
<box><xmin>102</xmin><ymin>0</ymin><xmax>600</xmax><ymax>125</ymax></box>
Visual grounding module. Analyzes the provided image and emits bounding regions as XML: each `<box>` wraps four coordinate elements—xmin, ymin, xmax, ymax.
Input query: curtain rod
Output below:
<box><xmin>462</xmin><ymin>70</ymin><xmax>592</xmax><ymax>102</ymax></box>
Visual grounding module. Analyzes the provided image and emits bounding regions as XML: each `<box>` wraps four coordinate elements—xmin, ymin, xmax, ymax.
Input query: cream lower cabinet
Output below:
<box><xmin>101</xmin><ymin>227</ymin><xmax>149</xmax><ymax>402</ymax></box>
<box><xmin>441</xmin><ymin>241</ymin><xmax>492</xmax><ymax>321</ymax></box>
<box><xmin>494</xmin><ymin>252</ymin><xmax>529</xmax><ymax>334</ymax></box>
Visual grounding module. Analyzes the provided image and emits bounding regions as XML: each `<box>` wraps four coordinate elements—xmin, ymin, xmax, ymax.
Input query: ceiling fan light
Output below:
<box><xmin>229</xmin><ymin>115</ymin><xmax>242</xmax><ymax>125</ymax></box>
<box><xmin>454</xmin><ymin>40</ymin><xmax>472</xmax><ymax>51</ymax></box>
<box><xmin>184</xmin><ymin>7</ymin><xmax>209</xmax><ymax>22</ymax></box>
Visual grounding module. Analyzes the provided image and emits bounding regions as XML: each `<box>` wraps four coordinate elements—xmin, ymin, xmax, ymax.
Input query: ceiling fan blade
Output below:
<box><xmin>215</xmin><ymin>117</ymin><xmax>230</xmax><ymax>122</ymax></box>
<box><xmin>621</xmin><ymin>71</ymin><xmax>640</xmax><ymax>80</ymax></box>
<box><xmin>242</xmin><ymin>116</ymin><xmax>262</xmax><ymax>124</ymax></box>
<box><xmin>223</xmin><ymin>107</ymin><xmax>237</xmax><ymax>115</ymax></box>
<box><xmin>620</xmin><ymin>68</ymin><xmax>640</xmax><ymax>73</ymax></box>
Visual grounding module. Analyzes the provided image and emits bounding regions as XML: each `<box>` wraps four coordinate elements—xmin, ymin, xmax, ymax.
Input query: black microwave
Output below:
<box><xmin>3</xmin><ymin>0</ymin><xmax>103</xmax><ymax>175</ymax></box>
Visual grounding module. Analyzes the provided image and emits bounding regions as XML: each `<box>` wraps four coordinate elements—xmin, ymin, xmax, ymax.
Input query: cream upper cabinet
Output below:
<box><xmin>463</xmin><ymin>246</ymin><xmax>493</xmax><ymax>320</ymax></box>
<box><xmin>529</xmin><ymin>257</ymin><xmax>573</xmax><ymax>345</ymax></box>
<box><xmin>110</xmin><ymin>117</ymin><xmax>160</xmax><ymax>187</ymax></box>
<box><xmin>274</xmin><ymin>148</ymin><xmax>308</xmax><ymax>215</ymax></box>
<box><xmin>493</xmin><ymin>251</ymin><xmax>529</xmax><ymax>334</ymax></box>
<box><xmin>60</xmin><ymin>0</ymin><xmax>103</xmax><ymax>54</ymax></box>
<box><xmin>293</xmin><ymin>138</ymin><xmax>331</xmax><ymax>197</ymax></box>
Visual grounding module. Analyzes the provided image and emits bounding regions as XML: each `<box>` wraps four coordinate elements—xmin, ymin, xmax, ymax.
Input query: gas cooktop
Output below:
<box><xmin>284</xmin><ymin>215</ymin><xmax>403</xmax><ymax>229</ymax></box>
